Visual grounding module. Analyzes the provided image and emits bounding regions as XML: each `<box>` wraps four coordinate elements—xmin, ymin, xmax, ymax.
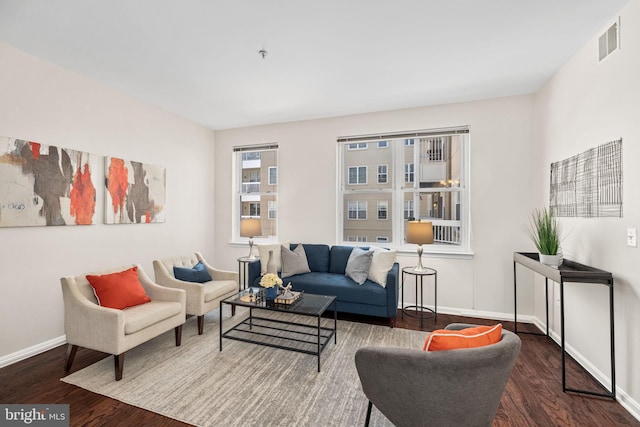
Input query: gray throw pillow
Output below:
<box><xmin>345</xmin><ymin>247</ymin><xmax>374</xmax><ymax>285</ymax></box>
<box><xmin>281</xmin><ymin>244</ymin><xmax>311</xmax><ymax>278</ymax></box>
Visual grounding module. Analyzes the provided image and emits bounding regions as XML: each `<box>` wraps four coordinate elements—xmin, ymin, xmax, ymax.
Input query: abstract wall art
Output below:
<box><xmin>550</xmin><ymin>139</ymin><xmax>623</xmax><ymax>218</ymax></box>
<box><xmin>104</xmin><ymin>157</ymin><xmax>166</xmax><ymax>224</ymax></box>
<box><xmin>0</xmin><ymin>136</ymin><xmax>97</xmax><ymax>227</ymax></box>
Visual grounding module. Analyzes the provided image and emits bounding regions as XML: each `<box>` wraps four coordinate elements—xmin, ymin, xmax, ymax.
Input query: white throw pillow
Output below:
<box><xmin>367</xmin><ymin>245</ymin><xmax>397</xmax><ymax>287</ymax></box>
<box><xmin>257</xmin><ymin>242</ymin><xmax>289</xmax><ymax>274</ymax></box>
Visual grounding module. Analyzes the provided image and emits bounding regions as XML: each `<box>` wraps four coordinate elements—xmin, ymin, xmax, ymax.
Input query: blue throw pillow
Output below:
<box><xmin>174</xmin><ymin>261</ymin><xmax>212</xmax><ymax>283</ymax></box>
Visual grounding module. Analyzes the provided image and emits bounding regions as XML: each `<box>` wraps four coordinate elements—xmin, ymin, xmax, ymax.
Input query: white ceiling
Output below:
<box><xmin>0</xmin><ymin>0</ymin><xmax>631</xmax><ymax>130</ymax></box>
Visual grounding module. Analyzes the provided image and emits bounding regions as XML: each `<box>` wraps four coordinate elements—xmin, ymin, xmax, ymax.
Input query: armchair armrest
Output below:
<box><xmin>61</xmin><ymin>277</ymin><xmax>126</xmax><ymax>353</ymax></box>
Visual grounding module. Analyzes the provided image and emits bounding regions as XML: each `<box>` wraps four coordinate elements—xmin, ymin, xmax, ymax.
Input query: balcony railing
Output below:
<box><xmin>242</xmin><ymin>182</ymin><xmax>260</xmax><ymax>193</ymax></box>
<box><xmin>415</xmin><ymin>219</ymin><xmax>460</xmax><ymax>245</ymax></box>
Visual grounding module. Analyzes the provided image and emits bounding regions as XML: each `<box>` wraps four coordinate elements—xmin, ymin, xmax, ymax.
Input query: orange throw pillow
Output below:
<box><xmin>423</xmin><ymin>324</ymin><xmax>502</xmax><ymax>351</ymax></box>
<box><xmin>86</xmin><ymin>266</ymin><xmax>151</xmax><ymax>310</ymax></box>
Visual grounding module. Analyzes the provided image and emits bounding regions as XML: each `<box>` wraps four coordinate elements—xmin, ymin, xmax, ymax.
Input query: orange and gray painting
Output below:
<box><xmin>0</xmin><ymin>137</ymin><xmax>96</xmax><ymax>227</ymax></box>
<box><xmin>105</xmin><ymin>157</ymin><xmax>165</xmax><ymax>224</ymax></box>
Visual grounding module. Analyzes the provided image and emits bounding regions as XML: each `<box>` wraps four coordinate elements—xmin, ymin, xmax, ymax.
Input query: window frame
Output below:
<box><xmin>233</xmin><ymin>143</ymin><xmax>278</xmax><ymax>242</ymax></box>
<box><xmin>348</xmin><ymin>166</ymin><xmax>368</xmax><ymax>185</ymax></box>
<box><xmin>337</xmin><ymin>128</ymin><xmax>470</xmax><ymax>254</ymax></box>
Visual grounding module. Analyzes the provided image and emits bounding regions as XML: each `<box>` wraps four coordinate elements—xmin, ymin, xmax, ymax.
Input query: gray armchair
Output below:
<box><xmin>61</xmin><ymin>264</ymin><xmax>186</xmax><ymax>381</ymax></box>
<box><xmin>153</xmin><ymin>252</ymin><xmax>238</xmax><ymax>334</ymax></box>
<box><xmin>355</xmin><ymin>323</ymin><xmax>521</xmax><ymax>427</ymax></box>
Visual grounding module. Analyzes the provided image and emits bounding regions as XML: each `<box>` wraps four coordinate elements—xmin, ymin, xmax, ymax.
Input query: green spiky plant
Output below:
<box><xmin>527</xmin><ymin>208</ymin><xmax>560</xmax><ymax>255</ymax></box>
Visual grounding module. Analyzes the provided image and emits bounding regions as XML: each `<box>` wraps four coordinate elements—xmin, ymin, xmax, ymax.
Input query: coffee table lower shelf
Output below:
<box><xmin>219</xmin><ymin>293</ymin><xmax>337</xmax><ymax>372</ymax></box>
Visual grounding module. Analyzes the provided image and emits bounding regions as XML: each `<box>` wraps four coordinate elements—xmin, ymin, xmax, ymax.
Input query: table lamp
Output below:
<box><xmin>240</xmin><ymin>218</ymin><xmax>262</xmax><ymax>260</ymax></box>
<box><xmin>406</xmin><ymin>219</ymin><xmax>434</xmax><ymax>273</ymax></box>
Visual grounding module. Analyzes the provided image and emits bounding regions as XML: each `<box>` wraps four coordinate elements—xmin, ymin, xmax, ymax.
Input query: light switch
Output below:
<box><xmin>627</xmin><ymin>228</ymin><xmax>637</xmax><ymax>247</ymax></box>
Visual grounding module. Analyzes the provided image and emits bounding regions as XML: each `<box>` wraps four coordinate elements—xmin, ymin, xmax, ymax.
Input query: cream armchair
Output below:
<box><xmin>61</xmin><ymin>264</ymin><xmax>186</xmax><ymax>381</ymax></box>
<box><xmin>153</xmin><ymin>252</ymin><xmax>238</xmax><ymax>335</ymax></box>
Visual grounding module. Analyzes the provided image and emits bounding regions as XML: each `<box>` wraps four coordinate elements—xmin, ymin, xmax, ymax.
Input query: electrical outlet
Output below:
<box><xmin>627</xmin><ymin>228</ymin><xmax>637</xmax><ymax>247</ymax></box>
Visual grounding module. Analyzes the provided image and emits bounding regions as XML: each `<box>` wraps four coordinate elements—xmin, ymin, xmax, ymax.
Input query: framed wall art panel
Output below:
<box><xmin>104</xmin><ymin>157</ymin><xmax>166</xmax><ymax>224</ymax></box>
<box><xmin>0</xmin><ymin>136</ymin><xmax>97</xmax><ymax>227</ymax></box>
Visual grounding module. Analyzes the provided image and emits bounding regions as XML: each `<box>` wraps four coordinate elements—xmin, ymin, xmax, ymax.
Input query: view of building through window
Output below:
<box><xmin>340</xmin><ymin>130</ymin><xmax>468</xmax><ymax>249</ymax></box>
<box><xmin>235</xmin><ymin>145</ymin><xmax>278</xmax><ymax>239</ymax></box>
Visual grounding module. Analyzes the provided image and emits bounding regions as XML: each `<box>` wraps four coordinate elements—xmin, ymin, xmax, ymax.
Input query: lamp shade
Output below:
<box><xmin>240</xmin><ymin>218</ymin><xmax>262</xmax><ymax>238</ymax></box>
<box><xmin>406</xmin><ymin>220</ymin><xmax>434</xmax><ymax>245</ymax></box>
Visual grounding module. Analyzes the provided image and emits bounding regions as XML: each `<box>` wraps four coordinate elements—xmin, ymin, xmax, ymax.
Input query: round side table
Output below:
<box><xmin>401</xmin><ymin>266</ymin><xmax>438</xmax><ymax>329</ymax></box>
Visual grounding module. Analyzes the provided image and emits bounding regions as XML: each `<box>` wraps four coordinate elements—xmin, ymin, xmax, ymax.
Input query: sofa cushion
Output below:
<box><xmin>123</xmin><ymin>300</ymin><xmax>183</xmax><ymax>334</ymax></box>
<box><xmin>281</xmin><ymin>244</ymin><xmax>311</xmax><ymax>278</ymax></box>
<box><xmin>287</xmin><ymin>272</ymin><xmax>387</xmax><ymax>306</ymax></box>
<box><xmin>173</xmin><ymin>261</ymin><xmax>212</xmax><ymax>283</ymax></box>
<box><xmin>292</xmin><ymin>244</ymin><xmax>330</xmax><ymax>273</ymax></box>
<box><xmin>203</xmin><ymin>280</ymin><xmax>238</xmax><ymax>302</ymax></box>
<box><xmin>86</xmin><ymin>266</ymin><xmax>151</xmax><ymax>310</ymax></box>
<box><xmin>368</xmin><ymin>246</ymin><xmax>397</xmax><ymax>288</ymax></box>
<box><xmin>423</xmin><ymin>324</ymin><xmax>503</xmax><ymax>351</ymax></box>
<box><xmin>345</xmin><ymin>247</ymin><xmax>374</xmax><ymax>285</ymax></box>
<box><xmin>329</xmin><ymin>246</ymin><xmax>354</xmax><ymax>274</ymax></box>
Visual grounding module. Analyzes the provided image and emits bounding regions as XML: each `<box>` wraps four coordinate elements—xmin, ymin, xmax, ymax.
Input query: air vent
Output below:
<box><xmin>599</xmin><ymin>20</ymin><xmax>619</xmax><ymax>62</ymax></box>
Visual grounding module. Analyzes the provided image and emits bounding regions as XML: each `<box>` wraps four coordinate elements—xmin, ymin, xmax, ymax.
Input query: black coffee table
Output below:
<box><xmin>219</xmin><ymin>290</ymin><xmax>337</xmax><ymax>372</ymax></box>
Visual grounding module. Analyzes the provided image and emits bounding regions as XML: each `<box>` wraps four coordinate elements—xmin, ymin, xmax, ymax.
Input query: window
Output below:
<box><xmin>268</xmin><ymin>200</ymin><xmax>277</xmax><ymax>219</ymax></box>
<box><xmin>377</xmin><ymin>165</ymin><xmax>388</xmax><ymax>184</ymax></box>
<box><xmin>268</xmin><ymin>166</ymin><xmax>277</xmax><ymax>185</ymax></box>
<box><xmin>377</xmin><ymin>140</ymin><xmax>388</xmax><ymax>148</ymax></box>
<box><xmin>377</xmin><ymin>201</ymin><xmax>388</xmax><ymax>220</ymax></box>
<box><xmin>338</xmin><ymin>128</ymin><xmax>469</xmax><ymax>252</ymax></box>
<box><xmin>405</xmin><ymin>163</ymin><xmax>414</xmax><ymax>183</ymax></box>
<box><xmin>348</xmin><ymin>166</ymin><xmax>367</xmax><ymax>185</ymax></box>
<box><xmin>348</xmin><ymin>143</ymin><xmax>368</xmax><ymax>150</ymax></box>
<box><xmin>234</xmin><ymin>144</ymin><xmax>278</xmax><ymax>239</ymax></box>
<box><xmin>347</xmin><ymin>236</ymin><xmax>367</xmax><ymax>242</ymax></box>
<box><xmin>404</xmin><ymin>200</ymin><xmax>414</xmax><ymax>220</ymax></box>
<box><xmin>348</xmin><ymin>201</ymin><xmax>367</xmax><ymax>220</ymax></box>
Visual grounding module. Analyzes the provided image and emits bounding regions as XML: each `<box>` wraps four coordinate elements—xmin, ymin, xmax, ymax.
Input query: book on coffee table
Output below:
<box><xmin>275</xmin><ymin>291</ymin><xmax>302</xmax><ymax>305</ymax></box>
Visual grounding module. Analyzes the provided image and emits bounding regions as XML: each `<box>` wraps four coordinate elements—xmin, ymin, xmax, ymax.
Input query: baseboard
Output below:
<box><xmin>0</xmin><ymin>335</ymin><xmax>66</xmax><ymax>369</ymax></box>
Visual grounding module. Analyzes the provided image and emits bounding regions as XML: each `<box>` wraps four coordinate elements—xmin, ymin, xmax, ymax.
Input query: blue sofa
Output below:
<box><xmin>247</xmin><ymin>244</ymin><xmax>399</xmax><ymax>326</ymax></box>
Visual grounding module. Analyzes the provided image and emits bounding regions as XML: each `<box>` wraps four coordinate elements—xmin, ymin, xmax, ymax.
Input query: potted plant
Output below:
<box><xmin>527</xmin><ymin>207</ymin><xmax>562</xmax><ymax>267</ymax></box>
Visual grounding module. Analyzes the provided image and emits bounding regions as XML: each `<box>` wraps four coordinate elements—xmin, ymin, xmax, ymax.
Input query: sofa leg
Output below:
<box><xmin>389</xmin><ymin>318</ymin><xmax>396</xmax><ymax>328</ymax></box>
<box><xmin>197</xmin><ymin>315</ymin><xmax>204</xmax><ymax>335</ymax></box>
<box><xmin>175</xmin><ymin>325</ymin><xmax>183</xmax><ymax>346</ymax></box>
<box><xmin>365</xmin><ymin>400</ymin><xmax>373</xmax><ymax>427</ymax></box>
<box><xmin>114</xmin><ymin>353</ymin><xmax>124</xmax><ymax>381</ymax></box>
<box><xmin>64</xmin><ymin>344</ymin><xmax>78</xmax><ymax>374</ymax></box>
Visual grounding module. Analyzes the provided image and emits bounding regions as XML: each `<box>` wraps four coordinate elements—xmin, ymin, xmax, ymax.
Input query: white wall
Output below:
<box><xmin>0</xmin><ymin>43</ymin><xmax>217</xmax><ymax>363</ymax></box>
<box><xmin>534</xmin><ymin>0</ymin><xmax>640</xmax><ymax>414</ymax></box>
<box><xmin>214</xmin><ymin>95</ymin><xmax>537</xmax><ymax>317</ymax></box>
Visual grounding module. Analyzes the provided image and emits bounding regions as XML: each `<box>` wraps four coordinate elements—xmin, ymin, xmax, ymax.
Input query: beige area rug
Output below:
<box><xmin>62</xmin><ymin>307</ymin><xmax>428</xmax><ymax>426</ymax></box>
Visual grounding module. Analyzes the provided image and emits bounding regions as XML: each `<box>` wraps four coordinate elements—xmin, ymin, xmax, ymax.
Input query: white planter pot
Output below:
<box><xmin>539</xmin><ymin>253</ymin><xmax>562</xmax><ymax>267</ymax></box>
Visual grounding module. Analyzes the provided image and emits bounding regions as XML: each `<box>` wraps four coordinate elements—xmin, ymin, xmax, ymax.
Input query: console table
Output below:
<box><xmin>513</xmin><ymin>252</ymin><xmax>615</xmax><ymax>399</ymax></box>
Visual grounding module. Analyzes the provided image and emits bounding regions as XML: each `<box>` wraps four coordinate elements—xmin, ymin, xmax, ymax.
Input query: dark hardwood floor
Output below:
<box><xmin>1</xmin><ymin>311</ymin><xmax>638</xmax><ymax>427</ymax></box>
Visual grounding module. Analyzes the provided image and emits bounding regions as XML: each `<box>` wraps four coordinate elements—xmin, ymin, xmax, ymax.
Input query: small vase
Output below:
<box><xmin>263</xmin><ymin>286</ymin><xmax>278</xmax><ymax>300</ymax></box>
<box><xmin>539</xmin><ymin>253</ymin><xmax>561</xmax><ymax>267</ymax></box>
<box><xmin>266</xmin><ymin>250</ymin><xmax>277</xmax><ymax>274</ymax></box>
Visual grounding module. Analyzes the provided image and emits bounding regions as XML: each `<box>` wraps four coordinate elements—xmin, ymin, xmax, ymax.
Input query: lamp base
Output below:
<box><xmin>247</xmin><ymin>239</ymin><xmax>257</xmax><ymax>260</ymax></box>
<box><xmin>413</xmin><ymin>244</ymin><xmax>428</xmax><ymax>273</ymax></box>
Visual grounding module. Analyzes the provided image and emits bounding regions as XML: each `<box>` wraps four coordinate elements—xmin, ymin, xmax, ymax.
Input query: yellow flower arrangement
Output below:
<box><xmin>259</xmin><ymin>273</ymin><xmax>282</xmax><ymax>288</ymax></box>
